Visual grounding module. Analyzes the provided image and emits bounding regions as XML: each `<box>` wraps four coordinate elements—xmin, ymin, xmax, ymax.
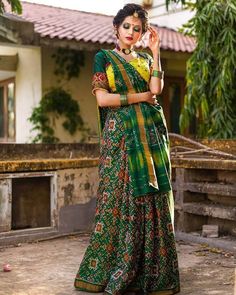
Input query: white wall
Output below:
<box><xmin>0</xmin><ymin>44</ymin><xmax>42</xmax><ymax>143</ymax></box>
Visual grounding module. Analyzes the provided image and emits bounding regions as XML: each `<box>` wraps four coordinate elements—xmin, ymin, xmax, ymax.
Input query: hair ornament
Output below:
<box><xmin>133</xmin><ymin>11</ymin><xmax>139</xmax><ymax>18</ymax></box>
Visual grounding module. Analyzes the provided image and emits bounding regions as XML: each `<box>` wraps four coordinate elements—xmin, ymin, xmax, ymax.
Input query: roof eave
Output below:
<box><xmin>38</xmin><ymin>36</ymin><xmax>194</xmax><ymax>55</ymax></box>
<box><xmin>0</xmin><ymin>14</ymin><xmax>36</xmax><ymax>45</ymax></box>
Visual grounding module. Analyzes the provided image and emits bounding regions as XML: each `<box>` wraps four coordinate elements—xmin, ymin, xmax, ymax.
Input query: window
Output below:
<box><xmin>0</xmin><ymin>78</ymin><xmax>15</xmax><ymax>142</ymax></box>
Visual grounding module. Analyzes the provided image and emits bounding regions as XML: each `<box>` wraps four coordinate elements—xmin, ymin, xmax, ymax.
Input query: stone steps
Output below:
<box><xmin>183</xmin><ymin>202</ymin><xmax>236</xmax><ymax>221</ymax></box>
<box><xmin>173</xmin><ymin>182</ymin><xmax>236</xmax><ymax>197</ymax></box>
<box><xmin>0</xmin><ymin>227</ymin><xmax>58</xmax><ymax>246</ymax></box>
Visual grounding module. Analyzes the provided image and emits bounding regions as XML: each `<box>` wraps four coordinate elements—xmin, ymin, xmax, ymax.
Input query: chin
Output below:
<box><xmin>123</xmin><ymin>40</ymin><xmax>136</xmax><ymax>46</ymax></box>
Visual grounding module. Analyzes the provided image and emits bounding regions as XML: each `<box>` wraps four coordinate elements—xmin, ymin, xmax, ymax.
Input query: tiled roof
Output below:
<box><xmin>8</xmin><ymin>1</ymin><xmax>196</xmax><ymax>53</ymax></box>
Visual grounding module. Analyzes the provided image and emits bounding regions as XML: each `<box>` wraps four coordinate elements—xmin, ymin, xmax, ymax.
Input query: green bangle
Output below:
<box><xmin>120</xmin><ymin>94</ymin><xmax>128</xmax><ymax>106</ymax></box>
<box><xmin>152</xmin><ymin>70</ymin><xmax>164</xmax><ymax>79</ymax></box>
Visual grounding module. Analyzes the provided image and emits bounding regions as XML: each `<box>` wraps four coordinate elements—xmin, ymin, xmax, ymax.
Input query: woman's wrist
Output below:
<box><xmin>151</xmin><ymin>47</ymin><xmax>160</xmax><ymax>58</ymax></box>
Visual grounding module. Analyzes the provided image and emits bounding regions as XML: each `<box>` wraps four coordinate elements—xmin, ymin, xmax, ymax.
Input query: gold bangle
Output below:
<box><xmin>152</xmin><ymin>70</ymin><xmax>164</xmax><ymax>79</ymax></box>
<box><xmin>120</xmin><ymin>94</ymin><xmax>128</xmax><ymax>106</ymax></box>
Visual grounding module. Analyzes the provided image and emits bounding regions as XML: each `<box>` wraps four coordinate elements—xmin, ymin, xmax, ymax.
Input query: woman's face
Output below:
<box><xmin>116</xmin><ymin>15</ymin><xmax>143</xmax><ymax>47</ymax></box>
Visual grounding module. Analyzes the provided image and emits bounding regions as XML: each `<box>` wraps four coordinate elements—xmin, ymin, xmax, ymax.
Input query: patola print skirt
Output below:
<box><xmin>74</xmin><ymin>111</ymin><xmax>180</xmax><ymax>294</ymax></box>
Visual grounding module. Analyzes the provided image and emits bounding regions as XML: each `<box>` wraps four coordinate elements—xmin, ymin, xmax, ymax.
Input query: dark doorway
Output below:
<box><xmin>12</xmin><ymin>177</ymin><xmax>51</xmax><ymax>230</ymax></box>
<box><xmin>161</xmin><ymin>77</ymin><xmax>185</xmax><ymax>133</ymax></box>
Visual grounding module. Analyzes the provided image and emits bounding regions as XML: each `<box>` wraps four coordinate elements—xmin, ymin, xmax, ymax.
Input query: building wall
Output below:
<box><xmin>0</xmin><ymin>44</ymin><xmax>188</xmax><ymax>143</ymax></box>
<box><xmin>0</xmin><ymin>151</ymin><xmax>235</xmax><ymax>246</ymax></box>
<box><xmin>0</xmin><ymin>164</ymin><xmax>99</xmax><ymax>241</ymax></box>
<box><xmin>42</xmin><ymin>47</ymin><xmax>189</xmax><ymax>142</ymax></box>
<box><xmin>124</xmin><ymin>0</ymin><xmax>194</xmax><ymax>30</ymax></box>
<box><xmin>41</xmin><ymin>48</ymin><xmax>98</xmax><ymax>143</ymax></box>
<box><xmin>0</xmin><ymin>43</ymin><xmax>42</xmax><ymax>143</ymax></box>
<box><xmin>57</xmin><ymin>167</ymin><xmax>98</xmax><ymax>232</ymax></box>
<box><xmin>162</xmin><ymin>53</ymin><xmax>188</xmax><ymax>77</ymax></box>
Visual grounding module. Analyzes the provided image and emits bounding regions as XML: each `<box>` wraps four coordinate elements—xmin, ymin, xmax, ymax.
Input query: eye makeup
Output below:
<box><xmin>122</xmin><ymin>23</ymin><xmax>141</xmax><ymax>33</ymax></box>
<box><xmin>134</xmin><ymin>26</ymin><xmax>141</xmax><ymax>33</ymax></box>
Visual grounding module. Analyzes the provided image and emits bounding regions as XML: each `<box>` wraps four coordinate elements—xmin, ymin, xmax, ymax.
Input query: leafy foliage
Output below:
<box><xmin>0</xmin><ymin>0</ymin><xmax>22</xmax><ymax>14</ymax></box>
<box><xmin>29</xmin><ymin>88</ymin><xmax>85</xmax><ymax>143</ymax></box>
<box><xmin>52</xmin><ymin>48</ymin><xmax>85</xmax><ymax>81</ymax></box>
<box><xmin>179</xmin><ymin>0</ymin><xmax>236</xmax><ymax>138</ymax></box>
<box><xmin>29</xmin><ymin>47</ymin><xmax>87</xmax><ymax>143</ymax></box>
<box><xmin>165</xmin><ymin>0</ymin><xmax>186</xmax><ymax>10</ymax></box>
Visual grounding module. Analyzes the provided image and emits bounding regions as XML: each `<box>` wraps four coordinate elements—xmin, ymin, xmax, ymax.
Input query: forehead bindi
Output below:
<box><xmin>122</xmin><ymin>16</ymin><xmax>142</xmax><ymax>27</ymax></box>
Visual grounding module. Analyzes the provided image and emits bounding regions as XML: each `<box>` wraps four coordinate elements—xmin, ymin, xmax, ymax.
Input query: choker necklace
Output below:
<box><xmin>116</xmin><ymin>43</ymin><xmax>133</xmax><ymax>55</ymax></box>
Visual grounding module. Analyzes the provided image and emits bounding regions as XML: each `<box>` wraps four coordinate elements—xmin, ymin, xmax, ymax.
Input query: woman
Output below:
<box><xmin>74</xmin><ymin>3</ymin><xmax>180</xmax><ymax>294</ymax></box>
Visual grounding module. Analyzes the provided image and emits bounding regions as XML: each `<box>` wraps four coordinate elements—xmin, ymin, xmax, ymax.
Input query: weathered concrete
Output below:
<box><xmin>0</xmin><ymin>166</ymin><xmax>98</xmax><ymax>244</ymax></box>
<box><xmin>172</xmin><ymin>158</ymin><xmax>236</xmax><ymax>170</ymax></box>
<box><xmin>0</xmin><ymin>139</ymin><xmax>235</xmax><ymax>247</ymax></box>
<box><xmin>0</xmin><ymin>158</ymin><xmax>99</xmax><ymax>173</ymax></box>
<box><xmin>0</xmin><ymin>143</ymin><xmax>99</xmax><ymax>161</ymax></box>
<box><xmin>173</xmin><ymin>159</ymin><xmax>236</xmax><ymax>241</ymax></box>
<box><xmin>183</xmin><ymin>202</ymin><xmax>236</xmax><ymax>221</ymax></box>
<box><xmin>170</xmin><ymin>136</ymin><xmax>236</xmax><ymax>155</ymax></box>
<box><xmin>0</xmin><ymin>235</ymin><xmax>235</xmax><ymax>295</ymax></box>
<box><xmin>176</xmin><ymin>232</ymin><xmax>236</xmax><ymax>253</ymax></box>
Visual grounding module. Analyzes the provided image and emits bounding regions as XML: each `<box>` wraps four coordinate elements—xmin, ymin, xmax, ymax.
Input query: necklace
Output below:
<box><xmin>116</xmin><ymin>43</ymin><xmax>133</xmax><ymax>55</ymax></box>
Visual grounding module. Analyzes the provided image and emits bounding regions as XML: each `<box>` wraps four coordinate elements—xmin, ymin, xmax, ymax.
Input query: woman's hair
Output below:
<box><xmin>113</xmin><ymin>3</ymin><xmax>149</xmax><ymax>34</ymax></box>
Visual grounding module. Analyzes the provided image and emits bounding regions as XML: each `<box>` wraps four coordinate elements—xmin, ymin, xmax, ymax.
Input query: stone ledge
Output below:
<box><xmin>1</xmin><ymin>157</ymin><xmax>235</xmax><ymax>173</ymax></box>
<box><xmin>172</xmin><ymin>158</ymin><xmax>236</xmax><ymax>170</ymax></box>
<box><xmin>0</xmin><ymin>227</ymin><xmax>59</xmax><ymax>247</ymax></box>
<box><xmin>183</xmin><ymin>202</ymin><xmax>236</xmax><ymax>221</ymax></box>
<box><xmin>176</xmin><ymin>231</ymin><xmax>236</xmax><ymax>253</ymax></box>
<box><xmin>0</xmin><ymin>158</ymin><xmax>99</xmax><ymax>173</ymax></box>
<box><xmin>0</xmin><ymin>143</ymin><xmax>99</xmax><ymax>160</ymax></box>
<box><xmin>172</xmin><ymin>182</ymin><xmax>236</xmax><ymax>197</ymax></box>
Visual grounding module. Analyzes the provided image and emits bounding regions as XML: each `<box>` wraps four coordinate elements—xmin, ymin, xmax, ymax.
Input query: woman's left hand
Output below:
<box><xmin>147</xmin><ymin>26</ymin><xmax>160</xmax><ymax>56</ymax></box>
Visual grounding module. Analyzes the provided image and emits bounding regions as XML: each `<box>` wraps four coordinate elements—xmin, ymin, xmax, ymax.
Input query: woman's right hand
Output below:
<box><xmin>143</xmin><ymin>91</ymin><xmax>157</xmax><ymax>105</ymax></box>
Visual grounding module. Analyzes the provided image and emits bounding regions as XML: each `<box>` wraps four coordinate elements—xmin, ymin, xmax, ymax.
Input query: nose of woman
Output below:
<box><xmin>127</xmin><ymin>26</ymin><xmax>135</xmax><ymax>35</ymax></box>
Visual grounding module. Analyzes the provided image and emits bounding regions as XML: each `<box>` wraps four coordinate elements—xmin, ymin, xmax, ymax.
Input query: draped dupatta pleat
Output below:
<box><xmin>100</xmin><ymin>50</ymin><xmax>172</xmax><ymax>197</ymax></box>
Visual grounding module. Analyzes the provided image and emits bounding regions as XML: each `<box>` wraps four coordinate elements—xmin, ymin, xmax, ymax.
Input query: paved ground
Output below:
<box><xmin>0</xmin><ymin>234</ymin><xmax>235</xmax><ymax>295</ymax></box>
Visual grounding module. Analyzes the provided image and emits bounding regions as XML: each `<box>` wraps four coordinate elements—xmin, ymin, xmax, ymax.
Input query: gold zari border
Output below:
<box><xmin>75</xmin><ymin>279</ymin><xmax>104</xmax><ymax>292</ymax></box>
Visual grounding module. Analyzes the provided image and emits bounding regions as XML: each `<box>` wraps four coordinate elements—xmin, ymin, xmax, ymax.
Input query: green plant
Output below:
<box><xmin>29</xmin><ymin>87</ymin><xmax>86</xmax><ymax>143</ymax></box>
<box><xmin>29</xmin><ymin>47</ymin><xmax>88</xmax><ymax>143</ymax></box>
<box><xmin>165</xmin><ymin>0</ymin><xmax>186</xmax><ymax>10</ymax></box>
<box><xmin>52</xmin><ymin>48</ymin><xmax>85</xmax><ymax>81</ymax></box>
<box><xmin>179</xmin><ymin>0</ymin><xmax>236</xmax><ymax>138</ymax></box>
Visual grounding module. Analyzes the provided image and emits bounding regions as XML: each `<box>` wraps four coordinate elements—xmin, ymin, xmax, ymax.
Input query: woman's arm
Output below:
<box><xmin>149</xmin><ymin>53</ymin><xmax>164</xmax><ymax>95</ymax></box>
<box><xmin>95</xmin><ymin>90</ymin><xmax>156</xmax><ymax>107</ymax></box>
<box><xmin>147</xmin><ymin>27</ymin><xmax>164</xmax><ymax>95</ymax></box>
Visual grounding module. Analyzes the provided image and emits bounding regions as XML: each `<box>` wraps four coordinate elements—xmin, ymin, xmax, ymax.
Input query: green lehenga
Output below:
<box><xmin>74</xmin><ymin>49</ymin><xmax>180</xmax><ymax>294</ymax></box>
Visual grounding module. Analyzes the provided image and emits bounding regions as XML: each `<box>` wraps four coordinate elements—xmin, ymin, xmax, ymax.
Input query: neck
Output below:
<box><xmin>116</xmin><ymin>42</ymin><xmax>134</xmax><ymax>55</ymax></box>
<box><xmin>117</xmin><ymin>41</ymin><xmax>133</xmax><ymax>50</ymax></box>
